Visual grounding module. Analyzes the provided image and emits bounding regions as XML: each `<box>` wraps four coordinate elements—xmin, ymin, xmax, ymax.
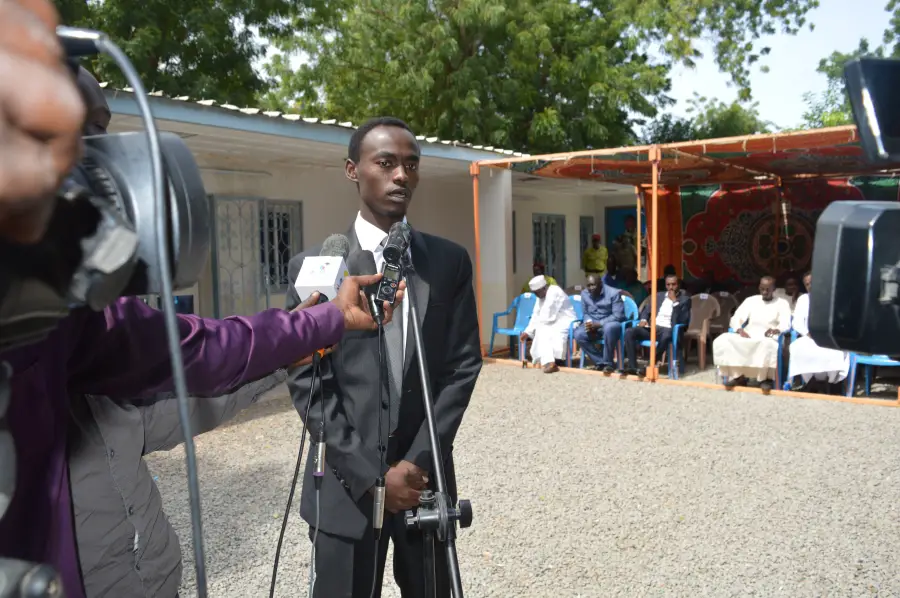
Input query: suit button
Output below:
<box><xmin>382</xmin><ymin>400</ymin><xmax>389</xmax><ymax>408</ymax></box>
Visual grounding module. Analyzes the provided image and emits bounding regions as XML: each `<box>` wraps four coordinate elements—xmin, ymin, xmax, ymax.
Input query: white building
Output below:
<box><xmin>106</xmin><ymin>88</ymin><xmax>636</xmax><ymax>350</ymax></box>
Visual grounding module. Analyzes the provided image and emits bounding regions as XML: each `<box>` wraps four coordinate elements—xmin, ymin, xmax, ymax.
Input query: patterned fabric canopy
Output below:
<box><xmin>490</xmin><ymin>126</ymin><xmax>900</xmax><ymax>185</ymax></box>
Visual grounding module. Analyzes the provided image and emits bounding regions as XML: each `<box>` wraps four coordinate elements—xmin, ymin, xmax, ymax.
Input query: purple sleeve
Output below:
<box><xmin>67</xmin><ymin>297</ymin><xmax>344</xmax><ymax>399</ymax></box>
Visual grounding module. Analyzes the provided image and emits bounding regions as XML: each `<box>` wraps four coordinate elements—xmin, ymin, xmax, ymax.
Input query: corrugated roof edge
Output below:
<box><xmin>99</xmin><ymin>82</ymin><xmax>532</xmax><ymax>159</ymax></box>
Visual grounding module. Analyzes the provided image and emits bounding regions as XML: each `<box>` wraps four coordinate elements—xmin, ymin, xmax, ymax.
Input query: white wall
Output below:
<box><xmin>511</xmin><ymin>188</ymin><xmax>635</xmax><ymax>292</ymax></box>
<box><xmin>190</xmin><ymin>154</ymin><xmax>476</xmax><ymax>317</ymax></box>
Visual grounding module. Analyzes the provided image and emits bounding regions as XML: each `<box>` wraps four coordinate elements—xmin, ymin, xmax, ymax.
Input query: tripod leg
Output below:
<box><xmin>422</xmin><ymin>530</ymin><xmax>436</xmax><ymax>598</ymax></box>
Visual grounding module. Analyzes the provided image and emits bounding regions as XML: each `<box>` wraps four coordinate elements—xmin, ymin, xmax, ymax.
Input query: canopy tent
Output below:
<box><xmin>470</xmin><ymin>125</ymin><xmax>900</xmax><ymax>389</ymax></box>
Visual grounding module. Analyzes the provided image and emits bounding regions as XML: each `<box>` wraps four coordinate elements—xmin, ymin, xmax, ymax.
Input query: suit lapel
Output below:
<box><xmin>345</xmin><ymin>224</ymin><xmax>361</xmax><ymax>258</ymax></box>
<box><xmin>404</xmin><ymin>230</ymin><xmax>430</xmax><ymax>375</ymax></box>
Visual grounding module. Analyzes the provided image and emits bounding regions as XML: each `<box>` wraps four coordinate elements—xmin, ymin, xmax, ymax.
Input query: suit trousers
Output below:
<box><xmin>308</xmin><ymin>510</ymin><xmax>450</xmax><ymax>598</ymax></box>
<box><xmin>624</xmin><ymin>325</ymin><xmax>673</xmax><ymax>370</ymax></box>
<box><xmin>572</xmin><ymin>322</ymin><xmax>621</xmax><ymax>367</ymax></box>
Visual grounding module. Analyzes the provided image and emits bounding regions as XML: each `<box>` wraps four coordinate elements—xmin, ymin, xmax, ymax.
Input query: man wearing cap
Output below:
<box><xmin>521</xmin><ymin>262</ymin><xmax>557</xmax><ymax>294</ymax></box>
<box><xmin>582</xmin><ymin>234</ymin><xmax>608</xmax><ymax>278</ymax></box>
<box><xmin>519</xmin><ymin>276</ymin><xmax>577</xmax><ymax>373</ymax></box>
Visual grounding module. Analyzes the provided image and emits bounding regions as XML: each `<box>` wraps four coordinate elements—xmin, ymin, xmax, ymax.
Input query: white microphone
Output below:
<box><xmin>293</xmin><ymin>234</ymin><xmax>351</xmax><ymax>304</ymax></box>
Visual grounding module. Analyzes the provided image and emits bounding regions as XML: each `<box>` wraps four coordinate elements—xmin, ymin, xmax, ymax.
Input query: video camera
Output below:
<box><xmin>0</xmin><ymin>44</ymin><xmax>210</xmax><ymax>352</ymax></box>
<box><xmin>809</xmin><ymin>57</ymin><xmax>900</xmax><ymax>357</ymax></box>
<box><xmin>0</xmin><ymin>27</ymin><xmax>212</xmax><ymax>598</ymax></box>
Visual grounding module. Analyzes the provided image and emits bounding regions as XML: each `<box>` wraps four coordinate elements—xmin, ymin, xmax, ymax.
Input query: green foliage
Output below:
<box><xmin>264</xmin><ymin>0</ymin><xmax>818</xmax><ymax>153</ymax></box>
<box><xmin>641</xmin><ymin>114</ymin><xmax>696</xmax><ymax>144</ymax></box>
<box><xmin>801</xmin><ymin>1</ymin><xmax>899</xmax><ymax>130</ymax></box>
<box><xmin>642</xmin><ymin>96</ymin><xmax>772</xmax><ymax>143</ymax></box>
<box><xmin>54</xmin><ymin>0</ymin><xmax>308</xmax><ymax>105</ymax></box>
<box><xmin>687</xmin><ymin>94</ymin><xmax>773</xmax><ymax>139</ymax></box>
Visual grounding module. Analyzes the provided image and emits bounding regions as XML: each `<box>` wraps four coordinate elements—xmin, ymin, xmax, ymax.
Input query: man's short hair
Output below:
<box><xmin>665</xmin><ymin>274</ymin><xmax>678</xmax><ymax>282</ymax></box>
<box><xmin>760</xmin><ymin>275</ymin><xmax>775</xmax><ymax>285</ymax></box>
<box><xmin>348</xmin><ymin>117</ymin><xmax>416</xmax><ymax>162</ymax></box>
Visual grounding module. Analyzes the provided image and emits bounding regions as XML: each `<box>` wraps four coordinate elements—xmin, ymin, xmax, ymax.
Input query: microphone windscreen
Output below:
<box><xmin>347</xmin><ymin>250</ymin><xmax>378</xmax><ymax>277</ymax></box>
<box><xmin>320</xmin><ymin>234</ymin><xmax>351</xmax><ymax>258</ymax></box>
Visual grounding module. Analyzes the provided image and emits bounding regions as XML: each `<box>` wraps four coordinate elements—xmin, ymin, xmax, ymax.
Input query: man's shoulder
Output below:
<box><xmin>418</xmin><ymin>231</ymin><xmax>468</xmax><ymax>258</ymax></box>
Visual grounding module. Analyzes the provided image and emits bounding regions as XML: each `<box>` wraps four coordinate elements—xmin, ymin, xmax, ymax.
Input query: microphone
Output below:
<box><xmin>382</xmin><ymin>222</ymin><xmax>412</xmax><ymax>264</ymax></box>
<box><xmin>347</xmin><ymin>250</ymin><xmax>384</xmax><ymax>325</ymax></box>
<box><xmin>293</xmin><ymin>234</ymin><xmax>351</xmax><ymax>305</ymax></box>
<box><xmin>375</xmin><ymin>222</ymin><xmax>411</xmax><ymax>307</ymax></box>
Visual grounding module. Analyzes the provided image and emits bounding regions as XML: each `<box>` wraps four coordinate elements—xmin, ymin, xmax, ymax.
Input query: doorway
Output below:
<box><xmin>605</xmin><ymin>206</ymin><xmax>647</xmax><ymax>271</ymax></box>
<box><xmin>532</xmin><ymin>213</ymin><xmax>566</xmax><ymax>288</ymax></box>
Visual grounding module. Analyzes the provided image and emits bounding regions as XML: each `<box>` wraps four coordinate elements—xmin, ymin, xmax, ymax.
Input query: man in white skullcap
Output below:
<box><xmin>519</xmin><ymin>276</ymin><xmax>577</xmax><ymax>373</ymax></box>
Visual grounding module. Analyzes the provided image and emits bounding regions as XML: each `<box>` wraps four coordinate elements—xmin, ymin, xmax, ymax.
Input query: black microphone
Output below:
<box><xmin>382</xmin><ymin>222</ymin><xmax>412</xmax><ymax>265</ymax></box>
<box><xmin>347</xmin><ymin>250</ymin><xmax>384</xmax><ymax>325</ymax></box>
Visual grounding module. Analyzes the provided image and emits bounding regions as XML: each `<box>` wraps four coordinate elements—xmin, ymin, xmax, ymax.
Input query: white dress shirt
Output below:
<box><xmin>656</xmin><ymin>297</ymin><xmax>675</xmax><ymax>328</ymax></box>
<box><xmin>354</xmin><ymin>211</ymin><xmax>409</xmax><ymax>359</ymax></box>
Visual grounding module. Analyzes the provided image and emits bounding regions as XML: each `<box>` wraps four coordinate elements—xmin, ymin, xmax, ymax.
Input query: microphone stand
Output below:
<box><xmin>399</xmin><ymin>255</ymin><xmax>473</xmax><ymax>598</ymax></box>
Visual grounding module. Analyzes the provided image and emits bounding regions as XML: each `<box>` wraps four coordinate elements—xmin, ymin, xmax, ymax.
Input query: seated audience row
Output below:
<box><xmin>517</xmin><ymin>263</ymin><xmax>856</xmax><ymax>394</ymax></box>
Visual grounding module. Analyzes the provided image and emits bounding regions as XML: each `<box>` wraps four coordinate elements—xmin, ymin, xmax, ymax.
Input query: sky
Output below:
<box><xmin>665</xmin><ymin>0</ymin><xmax>891</xmax><ymax>129</ymax></box>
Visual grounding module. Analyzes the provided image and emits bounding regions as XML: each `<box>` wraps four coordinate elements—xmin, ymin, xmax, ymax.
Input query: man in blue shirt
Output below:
<box><xmin>572</xmin><ymin>274</ymin><xmax>626</xmax><ymax>372</ymax></box>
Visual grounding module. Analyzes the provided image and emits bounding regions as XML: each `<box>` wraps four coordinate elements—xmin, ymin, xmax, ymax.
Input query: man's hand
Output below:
<box><xmin>638</xmin><ymin>319</ymin><xmax>649</xmax><ymax>328</ymax></box>
<box><xmin>737</xmin><ymin>328</ymin><xmax>750</xmax><ymax>338</ymax></box>
<box><xmin>332</xmin><ymin>275</ymin><xmax>406</xmax><ymax>331</ymax></box>
<box><xmin>384</xmin><ymin>460</ymin><xmax>427</xmax><ymax>513</ymax></box>
<box><xmin>0</xmin><ymin>0</ymin><xmax>86</xmax><ymax>244</ymax></box>
<box><xmin>765</xmin><ymin>328</ymin><xmax>781</xmax><ymax>338</ymax></box>
<box><xmin>583</xmin><ymin>320</ymin><xmax>595</xmax><ymax>333</ymax></box>
<box><xmin>519</xmin><ymin>331</ymin><xmax>529</xmax><ymax>342</ymax></box>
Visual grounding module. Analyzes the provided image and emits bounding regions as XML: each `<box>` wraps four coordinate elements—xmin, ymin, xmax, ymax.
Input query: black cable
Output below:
<box><xmin>269</xmin><ymin>355</ymin><xmax>321</xmax><ymax>598</ymax></box>
<box><xmin>92</xmin><ymin>35</ymin><xmax>208</xmax><ymax>596</ymax></box>
<box><xmin>309</xmin><ymin>358</ymin><xmax>327</xmax><ymax>596</ymax></box>
<box><xmin>369</xmin><ymin>322</ymin><xmax>388</xmax><ymax>598</ymax></box>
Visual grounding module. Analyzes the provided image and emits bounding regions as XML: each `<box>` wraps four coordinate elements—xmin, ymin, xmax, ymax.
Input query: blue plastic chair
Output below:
<box><xmin>571</xmin><ymin>294</ymin><xmax>638</xmax><ymax>369</ymax></box>
<box><xmin>489</xmin><ymin>293</ymin><xmax>536</xmax><ymax>358</ymax></box>
<box><xmin>845</xmin><ymin>353</ymin><xmax>900</xmax><ymax>397</ymax></box>
<box><xmin>719</xmin><ymin>325</ymin><xmax>791</xmax><ymax>389</ymax></box>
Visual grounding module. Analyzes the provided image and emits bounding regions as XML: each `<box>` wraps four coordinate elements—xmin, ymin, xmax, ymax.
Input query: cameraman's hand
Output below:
<box><xmin>0</xmin><ymin>0</ymin><xmax>85</xmax><ymax>244</ymax></box>
<box><xmin>333</xmin><ymin>274</ymin><xmax>406</xmax><ymax>331</ymax></box>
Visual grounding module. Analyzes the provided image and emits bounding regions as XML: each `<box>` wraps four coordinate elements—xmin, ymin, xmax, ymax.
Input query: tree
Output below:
<box><xmin>264</xmin><ymin>0</ymin><xmax>819</xmax><ymax>153</ymax></box>
<box><xmin>641</xmin><ymin>96</ymin><xmax>772</xmax><ymax>144</ymax></box>
<box><xmin>687</xmin><ymin>94</ymin><xmax>773</xmax><ymax>139</ymax></box>
<box><xmin>641</xmin><ymin>114</ymin><xmax>696</xmax><ymax>144</ymax></box>
<box><xmin>799</xmin><ymin>1</ymin><xmax>898</xmax><ymax>129</ymax></box>
<box><xmin>54</xmin><ymin>0</ymin><xmax>307</xmax><ymax>106</ymax></box>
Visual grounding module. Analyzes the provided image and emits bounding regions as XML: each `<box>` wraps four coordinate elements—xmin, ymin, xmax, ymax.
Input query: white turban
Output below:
<box><xmin>528</xmin><ymin>275</ymin><xmax>547</xmax><ymax>291</ymax></box>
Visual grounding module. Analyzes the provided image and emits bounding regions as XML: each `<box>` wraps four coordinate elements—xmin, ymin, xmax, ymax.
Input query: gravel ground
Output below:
<box><xmin>148</xmin><ymin>363</ymin><xmax>900</xmax><ymax>597</ymax></box>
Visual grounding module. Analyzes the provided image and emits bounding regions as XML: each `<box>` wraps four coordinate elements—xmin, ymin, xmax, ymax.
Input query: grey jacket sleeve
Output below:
<box><xmin>141</xmin><ymin>371</ymin><xmax>287</xmax><ymax>454</ymax></box>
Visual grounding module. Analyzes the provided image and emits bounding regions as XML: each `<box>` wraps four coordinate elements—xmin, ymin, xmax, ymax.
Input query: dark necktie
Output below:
<box><xmin>380</xmin><ymin>239</ymin><xmax>404</xmax><ymax>432</ymax></box>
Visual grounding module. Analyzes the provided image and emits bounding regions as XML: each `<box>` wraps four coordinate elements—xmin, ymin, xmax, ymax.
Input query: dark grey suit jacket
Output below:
<box><xmin>285</xmin><ymin>225</ymin><xmax>483</xmax><ymax>539</ymax></box>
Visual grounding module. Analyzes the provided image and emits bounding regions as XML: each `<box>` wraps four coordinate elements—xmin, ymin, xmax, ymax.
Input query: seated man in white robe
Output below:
<box><xmin>519</xmin><ymin>276</ymin><xmax>577</xmax><ymax>374</ymax></box>
<box><xmin>713</xmin><ymin>275</ymin><xmax>792</xmax><ymax>391</ymax></box>
<box><xmin>788</xmin><ymin>271</ymin><xmax>850</xmax><ymax>393</ymax></box>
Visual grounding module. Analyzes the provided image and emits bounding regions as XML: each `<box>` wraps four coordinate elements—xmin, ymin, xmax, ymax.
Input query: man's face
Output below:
<box><xmin>759</xmin><ymin>278</ymin><xmax>775</xmax><ymax>300</ymax></box>
<box><xmin>665</xmin><ymin>276</ymin><xmax>679</xmax><ymax>294</ymax></box>
<box><xmin>785</xmin><ymin>277</ymin><xmax>799</xmax><ymax>296</ymax></box>
<box><xmin>586</xmin><ymin>275</ymin><xmax>602</xmax><ymax>296</ymax></box>
<box><xmin>591</xmin><ymin>237</ymin><xmax>601</xmax><ymax>249</ymax></box>
<box><xmin>535</xmin><ymin>286</ymin><xmax>548</xmax><ymax>299</ymax></box>
<box><xmin>803</xmin><ymin>274</ymin><xmax>812</xmax><ymax>292</ymax></box>
<box><xmin>346</xmin><ymin>126</ymin><xmax>420</xmax><ymax>221</ymax></box>
<box><xmin>625</xmin><ymin>217</ymin><xmax>636</xmax><ymax>232</ymax></box>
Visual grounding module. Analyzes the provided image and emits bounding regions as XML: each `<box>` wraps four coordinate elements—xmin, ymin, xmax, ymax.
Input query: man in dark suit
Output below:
<box><xmin>621</xmin><ymin>274</ymin><xmax>692</xmax><ymax>377</ymax></box>
<box><xmin>285</xmin><ymin>117</ymin><xmax>483</xmax><ymax>598</ymax></box>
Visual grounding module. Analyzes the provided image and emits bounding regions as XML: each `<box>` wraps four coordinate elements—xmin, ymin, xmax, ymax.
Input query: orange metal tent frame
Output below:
<box><xmin>470</xmin><ymin>125</ymin><xmax>900</xmax><ymax>407</ymax></box>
